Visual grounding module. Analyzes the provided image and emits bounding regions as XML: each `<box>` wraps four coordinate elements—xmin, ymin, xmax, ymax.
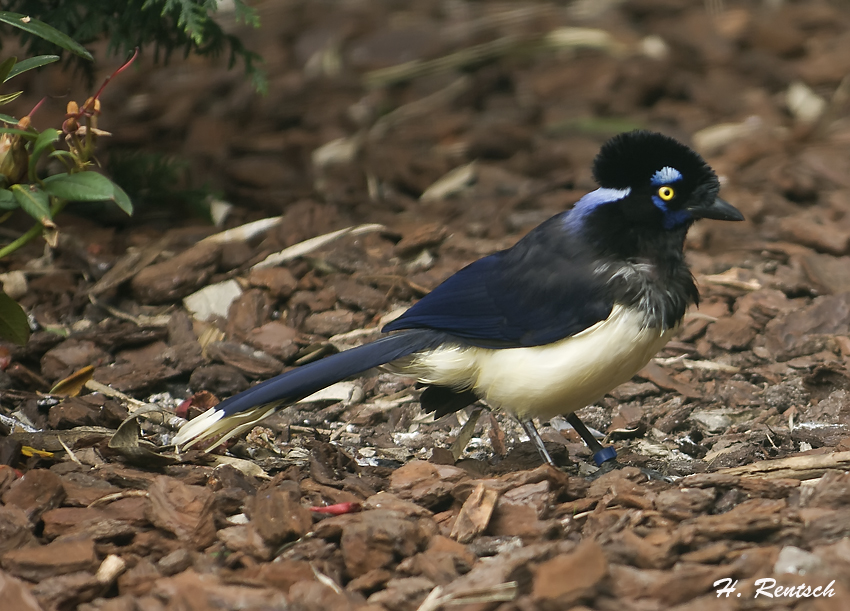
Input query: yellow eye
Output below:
<box><xmin>657</xmin><ymin>186</ymin><xmax>675</xmax><ymax>201</ymax></box>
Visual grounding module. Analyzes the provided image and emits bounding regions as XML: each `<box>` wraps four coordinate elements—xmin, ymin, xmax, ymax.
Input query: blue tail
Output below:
<box><xmin>216</xmin><ymin>329</ymin><xmax>447</xmax><ymax>417</ymax></box>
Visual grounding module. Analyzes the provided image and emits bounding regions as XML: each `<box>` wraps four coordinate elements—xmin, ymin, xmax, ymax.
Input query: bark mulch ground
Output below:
<box><xmin>3</xmin><ymin>1</ymin><xmax>850</xmax><ymax>609</ymax></box>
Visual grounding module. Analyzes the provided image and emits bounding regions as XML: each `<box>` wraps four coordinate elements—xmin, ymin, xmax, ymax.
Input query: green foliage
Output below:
<box><xmin>0</xmin><ymin>56</ymin><xmax>15</xmax><ymax>82</ymax></box>
<box><xmin>43</xmin><ymin>172</ymin><xmax>133</xmax><ymax>214</ymax></box>
<box><xmin>0</xmin><ymin>188</ymin><xmax>17</xmax><ymax>210</ymax></box>
<box><xmin>10</xmin><ymin>183</ymin><xmax>51</xmax><ymax>223</ymax></box>
<box><xmin>0</xmin><ymin>11</ymin><xmax>140</xmax><ymax>345</ymax></box>
<box><xmin>0</xmin><ymin>0</ymin><xmax>265</xmax><ymax>345</ymax></box>
<box><xmin>0</xmin><ymin>91</ymin><xmax>22</xmax><ymax>105</ymax></box>
<box><xmin>0</xmin><ymin>0</ymin><xmax>266</xmax><ymax>93</ymax></box>
<box><xmin>105</xmin><ymin>150</ymin><xmax>211</xmax><ymax>217</ymax></box>
<box><xmin>29</xmin><ymin>128</ymin><xmax>60</xmax><ymax>177</ymax></box>
<box><xmin>7</xmin><ymin>55</ymin><xmax>60</xmax><ymax>80</ymax></box>
<box><xmin>0</xmin><ymin>12</ymin><xmax>92</xmax><ymax>60</ymax></box>
<box><xmin>0</xmin><ymin>290</ymin><xmax>29</xmax><ymax>345</ymax></box>
<box><xmin>0</xmin><ymin>83</ymin><xmax>134</xmax><ymax>222</ymax></box>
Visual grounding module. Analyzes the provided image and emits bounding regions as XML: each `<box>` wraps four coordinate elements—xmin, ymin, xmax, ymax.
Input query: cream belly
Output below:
<box><xmin>396</xmin><ymin>304</ymin><xmax>676</xmax><ymax>420</ymax></box>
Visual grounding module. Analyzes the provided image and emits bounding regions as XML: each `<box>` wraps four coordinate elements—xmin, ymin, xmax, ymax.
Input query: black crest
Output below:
<box><xmin>592</xmin><ymin>131</ymin><xmax>717</xmax><ymax>193</ymax></box>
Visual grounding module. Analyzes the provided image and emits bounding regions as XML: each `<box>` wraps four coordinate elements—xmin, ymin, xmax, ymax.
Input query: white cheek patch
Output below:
<box><xmin>651</xmin><ymin>166</ymin><xmax>682</xmax><ymax>186</ymax></box>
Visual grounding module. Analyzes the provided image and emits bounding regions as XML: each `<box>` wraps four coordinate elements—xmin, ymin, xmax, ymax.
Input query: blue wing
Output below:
<box><xmin>383</xmin><ymin>215</ymin><xmax>613</xmax><ymax>347</ymax></box>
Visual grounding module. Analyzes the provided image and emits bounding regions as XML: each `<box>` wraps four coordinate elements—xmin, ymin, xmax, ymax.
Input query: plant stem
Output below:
<box><xmin>0</xmin><ymin>222</ymin><xmax>42</xmax><ymax>259</ymax></box>
<box><xmin>0</xmin><ymin>198</ymin><xmax>66</xmax><ymax>259</ymax></box>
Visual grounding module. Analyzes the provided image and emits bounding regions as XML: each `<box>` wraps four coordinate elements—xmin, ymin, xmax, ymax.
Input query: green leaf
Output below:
<box><xmin>0</xmin><ymin>57</ymin><xmax>15</xmax><ymax>83</ymax></box>
<box><xmin>0</xmin><ymin>91</ymin><xmax>22</xmax><ymax>106</ymax></box>
<box><xmin>0</xmin><ymin>127</ymin><xmax>36</xmax><ymax>139</ymax></box>
<box><xmin>233</xmin><ymin>0</ymin><xmax>260</xmax><ymax>28</ymax></box>
<box><xmin>7</xmin><ymin>55</ymin><xmax>60</xmax><ymax>81</ymax></box>
<box><xmin>11</xmin><ymin>183</ymin><xmax>51</xmax><ymax>223</ymax></box>
<box><xmin>0</xmin><ymin>188</ymin><xmax>18</xmax><ymax>210</ymax></box>
<box><xmin>110</xmin><ymin>181</ymin><xmax>133</xmax><ymax>215</ymax></box>
<box><xmin>32</xmin><ymin>128</ymin><xmax>60</xmax><ymax>157</ymax></box>
<box><xmin>28</xmin><ymin>128</ymin><xmax>60</xmax><ymax>179</ymax></box>
<box><xmin>44</xmin><ymin>171</ymin><xmax>114</xmax><ymax>201</ymax></box>
<box><xmin>0</xmin><ymin>113</ymin><xmax>18</xmax><ymax>124</ymax></box>
<box><xmin>146</xmin><ymin>0</ymin><xmax>209</xmax><ymax>46</ymax></box>
<box><xmin>0</xmin><ymin>290</ymin><xmax>30</xmax><ymax>345</ymax></box>
<box><xmin>44</xmin><ymin>172</ymin><xmax>133</xmax><ymax>214</ymax></box>
<box><xmin>0</xmin><ymin>13</ymin><xmax>93</xmax><ymax>60</ymax></box>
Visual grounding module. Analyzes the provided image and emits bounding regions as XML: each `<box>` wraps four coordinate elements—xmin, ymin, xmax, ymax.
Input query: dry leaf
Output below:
<box><xmin>50</xmin><ymin>365</ymin><xmax>95</xmax><ymax>397</ymax></box>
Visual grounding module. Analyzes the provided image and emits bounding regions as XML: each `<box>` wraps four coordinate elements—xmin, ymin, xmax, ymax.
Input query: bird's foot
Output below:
<box><xmin>563</xmin><ymin>413</ymin><xmax>620</xmax><ymax>467</ymax></box>
<box><xmin>560</xmin><ymin>414</ymin><xmax>672</xmax><ymax>481</ymax></box>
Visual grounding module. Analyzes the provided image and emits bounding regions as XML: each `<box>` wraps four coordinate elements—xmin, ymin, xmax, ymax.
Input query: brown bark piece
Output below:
<box><xmin>1</xmin><ymin>469</ymin><xmax>66</xmax><ymax>524</ymax></box>
<box><xmin>388</xmin><ymin>460</ymin><xmax>469</xmax><ymax>508</ymax></box>
<box><xmin>246</xmin><ymin>321</ymin><xmax>301</xmax><ymax>362</ymax></box>
<box><xmin>146</xmin><ymin>475</ymin><xmax>216</xmax><ymax>549</ymax></box>
<box><xmin>532</xmin><ymin>540</ymin><xmax>607</xmax><ymax>604</ymax></box>
<box><xmin>131</xmin><ymin>241</ymin><xmax>221</xmax><ymax>303</ymax></box>
<box><xmin>1</xmin><ymin>538</ymin><xmax>97</xmax><ymax>581</ymax></box>
<box><xmin>0</xmin><ymin>570</ymin><xmax>43</xmax><ymax>611</ymax></box>
<box><xmin>250</xmin><ymin>479</ymin><xmax>312</xmax><ymax>546</ymax></box>
<box><xmin>0</xmin><ymin>506</ymin><xmax>37</xmax><ymax>556</ymax></box>
<box><xmin>340</xmin><ymin>510</ymin><xmax>433</xmax><ymax>578</ymax></box>
<box><xmin>450</xmin><ymin>482</ymin><xmax>499</xmax><ymax>543</ymax></box>
<box><xmin>206</xmin><ymin>341</ymin><xmax>284</xmax><ymax>378</ymax></box>
<box><xmin>247</xmin><ymin>267</ymin><xmax>298</xmax><ymax>299</ymax></box>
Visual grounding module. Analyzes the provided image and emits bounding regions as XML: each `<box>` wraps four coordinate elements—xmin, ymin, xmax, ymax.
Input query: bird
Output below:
<box><xmin>173</xmin><ymin>130</ymin><xmax>743</xmax><ymax>468</ymax></box>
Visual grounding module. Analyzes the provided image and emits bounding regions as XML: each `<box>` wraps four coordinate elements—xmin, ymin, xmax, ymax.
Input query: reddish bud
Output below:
<box><xmin>309</xmin><ymin>502</ymin><xmax>363</xmax><ymax>515</ymax></box>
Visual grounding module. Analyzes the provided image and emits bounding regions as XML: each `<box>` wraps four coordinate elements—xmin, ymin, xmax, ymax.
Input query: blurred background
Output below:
<box><xmin>3</xmin><ymin>0</ymin><xmax>848</xmax><ymax>246</ymax></box>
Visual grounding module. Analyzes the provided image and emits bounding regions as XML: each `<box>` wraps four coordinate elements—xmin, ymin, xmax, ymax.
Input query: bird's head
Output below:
<box><xmin>570</xmin><ymin>131</ymin><xmax>743</xmax><ymax>238</ymax></box>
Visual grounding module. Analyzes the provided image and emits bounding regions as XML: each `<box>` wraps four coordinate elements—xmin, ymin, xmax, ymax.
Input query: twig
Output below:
<box><xmin>365</xmin><ymin>35</ymin><xmax>524</xmax><ymax>88</ymax></box>
<box><xmin>252</xmin><ymin>224</ymin><xmax>385</xmax><ymax>270</ymax></box>
<box><xmin>369</xmin><ymin>76</ymin><xmax>471</xmax><ymax>138</ymax></box>
<box><xmin>311</xmin><ymin>564</ymin><xmax>343</xmax><ymax>594</ymax></box>
<box><xmin>57</xmin><ymin>436</ymin><xmax>83</xmax><ymax>465</ymax></box>
<box><xmin>364</xmin><ymin>27</ymin><xmax>622</xmax><ymax>89</ymax></box>
<box><xmin>88</xmin><ymin>489</ymin><xmax>149</xmax><ymax>508</ymax></box>
<box><xmin>716</xmin><ymin>451</ymin><xmax>850</xmax><ymax>480</ymax></box>
<box><xmin>199</xmin><ymin>216</ymin><xmax>282</xmax><ymax>245</ymax></box>
<box><xmin>85</xmin><ymin>379</ymin><xmax>149</xmax><ymax>412</ymax></box>
<box><xmin>89</xmin><ymin>296</ymin><xmax>171</xmax><ymax>327</ymax></box>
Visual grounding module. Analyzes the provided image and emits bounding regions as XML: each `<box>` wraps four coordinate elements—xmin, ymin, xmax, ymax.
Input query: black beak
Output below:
<box><xmin>689</xmin><ymin>197</ymin><xmax>744</xmax><ymax>222</ymax></box>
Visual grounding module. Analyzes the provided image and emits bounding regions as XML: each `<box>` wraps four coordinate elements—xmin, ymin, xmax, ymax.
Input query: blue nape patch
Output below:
<box><xmin>650</xmin><ymin>166</ymin><xmax>682</xmax><ymax>186</ymax></box>
<box><xmin>565</xmin><ymin>187</ymin><xmax>631</xmax><ymax>228</ymax></box>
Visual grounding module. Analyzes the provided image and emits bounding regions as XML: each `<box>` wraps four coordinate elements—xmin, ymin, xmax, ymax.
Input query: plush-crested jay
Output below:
<box><xmin>174</xmin><ymin>130</ymin><xmax>743</xmax><ymax>467</ymax></box>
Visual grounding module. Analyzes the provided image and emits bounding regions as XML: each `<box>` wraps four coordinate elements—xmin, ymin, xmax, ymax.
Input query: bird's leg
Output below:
<box><xmin>565</xmin><ymin>413</ymin><xmax>671</xmax><ymax>482</ymax></box>
<box><xmin>519</xmin><ymin>419</ymin><xmax>555</xmax><ymax>467</ymax></box>
<box><xmin>566</xmin><ymin>413</ymin><xmax>617</xmax><ymax>466</ymax></box>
